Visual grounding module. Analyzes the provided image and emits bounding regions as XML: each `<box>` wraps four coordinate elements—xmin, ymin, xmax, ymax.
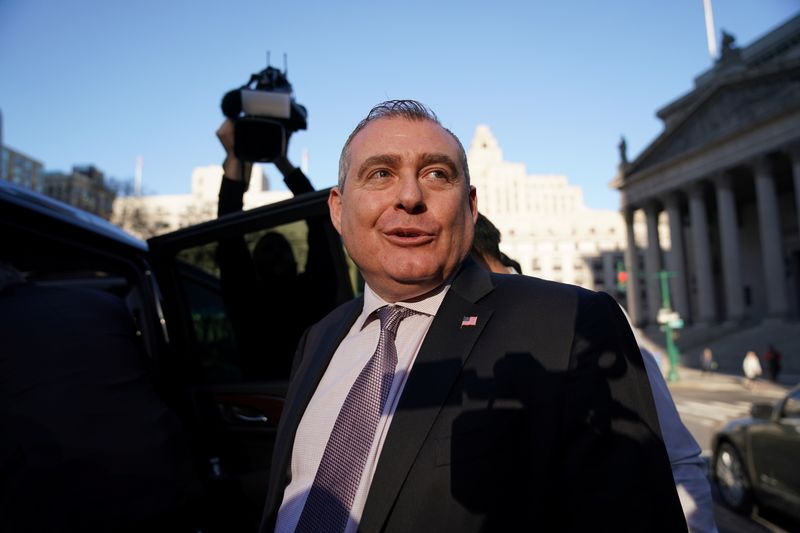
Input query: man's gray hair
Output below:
<box><xmin>337</xmin><ymin>100</ymin><xmax>471</xmax><ymax>190</ymax></box>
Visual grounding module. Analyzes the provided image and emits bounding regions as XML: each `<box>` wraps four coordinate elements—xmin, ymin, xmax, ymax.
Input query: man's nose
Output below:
<box><xmin>395</xmin><ymin>173</ymin><xmax>425</xmax><ymax>214</ymax></box>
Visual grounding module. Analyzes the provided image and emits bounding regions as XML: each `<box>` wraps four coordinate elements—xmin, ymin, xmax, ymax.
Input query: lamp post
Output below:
<box><xmin>655</xmin><ymin>270</ymin><xmax>683</xmax><ymax>382</ymax></box>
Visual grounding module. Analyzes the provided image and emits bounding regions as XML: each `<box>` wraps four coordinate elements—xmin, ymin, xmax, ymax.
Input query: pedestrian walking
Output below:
<box><xmin>701</xmin><ymin>347</ymin><xmax>715</xmax><ymax>373</ymax></box>
<box><xmin>742</xmin><ymin>350</ymin><xmax>762</xmax><ymax>390</ymax></box>
<box><xmin>763</xmin><ymin>344</ymin><xmax>782</xmax><ymax>383</ymax></box>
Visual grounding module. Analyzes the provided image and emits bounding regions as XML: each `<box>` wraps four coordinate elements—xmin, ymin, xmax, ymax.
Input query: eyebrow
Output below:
<box><xmin>355</xmin><ymin>152</ymin><xmax>460</xmax><ymax>179</ymax></box>
<box><xmin>356</xmin><ymin>154</ymin><xmax>402</xmax><ymax>179</ymax></box>
<box><xmin>419</xmin><ymin>153</ymin><xmax>459</xmax><ymax>176</ymax></box>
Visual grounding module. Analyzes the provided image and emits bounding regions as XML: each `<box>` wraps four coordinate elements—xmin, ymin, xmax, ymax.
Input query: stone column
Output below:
<box><xmin>664</xmin><ymin>193</ymin><xmax>690</xmax><ymax>322</ymax></box>
<box><xmin>624</xmin><ymin>207</ymin><xmax>644</xmax><ymax>326</ymax></box>
<box><xmin>644</xmin><ymin>202</ymin><xmax>663</xmax><ymax>323</ymax></box>
<box><xmin>688</xmin><ymin>183</ymin><xmax>716</xmax><ymax>325</ymax></box>
<box><xmin>753</xmin><ymin>157</ymin><xmax>789</xmax><ymax>318</ymax></box>
<box><xmin>602</xmin><ymin>251</ymin><xmax>616</xmax><ymax>295</ymax></box>
<box><xmin>714</xmin><ymin>172</ymin><xmax>745</xmax><ymax>323</ymax></box>
<box><xmin>790</xmin><ymin>146</ymin><xmax>800</xmax><ymax>243</ymax></box>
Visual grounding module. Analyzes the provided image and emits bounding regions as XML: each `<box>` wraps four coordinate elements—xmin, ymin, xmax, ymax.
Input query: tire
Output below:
<box><xmin>714</xmin><ymin>441</ymin><xmax>753</xmax><ymax>514</ymax></box>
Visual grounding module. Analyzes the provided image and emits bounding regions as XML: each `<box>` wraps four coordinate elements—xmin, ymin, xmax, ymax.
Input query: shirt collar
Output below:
<box><xmin>358</xmin><ymin>282</ymin><xmax>451</xmax><ymax>330</ymax></box>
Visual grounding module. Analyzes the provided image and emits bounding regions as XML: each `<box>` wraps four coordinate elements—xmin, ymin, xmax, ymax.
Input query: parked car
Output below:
<box><xmin>712</xmin><ymin>384</ymin><xmax>800</xmax><ymax>522</ymax></box>
<box><xmin>0</xmin><ymin>179</ymin><xmax>357</xmax><ymax>531</ymax></box>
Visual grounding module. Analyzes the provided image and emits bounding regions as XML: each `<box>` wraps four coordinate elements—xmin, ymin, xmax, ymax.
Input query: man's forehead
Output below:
<box><xmin>350</xmin><ymin>117</ymin><xmax>458</xmax><ymax>152</ymax></box>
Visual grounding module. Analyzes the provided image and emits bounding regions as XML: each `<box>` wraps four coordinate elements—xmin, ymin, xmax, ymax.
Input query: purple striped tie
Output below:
<box><xmin>295</xmin><ymin>305</ymin><xmax>415</xmax><ymax>533</ymax></box>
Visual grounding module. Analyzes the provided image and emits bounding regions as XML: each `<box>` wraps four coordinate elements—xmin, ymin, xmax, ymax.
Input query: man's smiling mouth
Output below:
<box><xmin>383</xmin><ymin>228</ymin><xmax>435</xmax><ymax>245</ymax></box>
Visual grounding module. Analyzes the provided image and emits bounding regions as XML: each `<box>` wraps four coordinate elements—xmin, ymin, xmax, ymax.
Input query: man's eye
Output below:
<box><xmin>424</xmin><ymin>169</ymin><xmax>450</xmax><ymax>181</ymax></box>
<box><xmin>370</xmin><ymin>169</ymin><xmax>391</xmax><ymax>179</ymax></box>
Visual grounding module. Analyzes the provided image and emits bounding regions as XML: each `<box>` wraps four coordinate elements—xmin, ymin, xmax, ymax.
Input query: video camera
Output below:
<box><xmin>221</xmin><ymin>65</ymin><xmax>307</xmax><ymax>163</ymax></box>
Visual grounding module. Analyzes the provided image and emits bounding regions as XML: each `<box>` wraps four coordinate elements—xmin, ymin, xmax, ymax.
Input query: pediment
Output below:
<box><xmin>627</xmin><ymin>63</ymin><xmax>800</xmax><ymax>175</ymax></box>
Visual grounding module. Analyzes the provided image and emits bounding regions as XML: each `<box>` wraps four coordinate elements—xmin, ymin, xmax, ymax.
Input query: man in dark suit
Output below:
<box><xmin>260</xmin><ymin>100</ymin><xmax>687</xmax><ymax>532</ymax></box>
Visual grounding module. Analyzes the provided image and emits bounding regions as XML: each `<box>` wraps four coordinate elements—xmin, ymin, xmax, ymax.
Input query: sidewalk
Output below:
<box><xmin>665</xmin><ymin>364</ymin><xmax>792</xmax><ymax>398</ymax></box>
<box><xmin>637</xmin><ymin>319</ymin><xmax>800</xmax><ymax>391</ymax></box>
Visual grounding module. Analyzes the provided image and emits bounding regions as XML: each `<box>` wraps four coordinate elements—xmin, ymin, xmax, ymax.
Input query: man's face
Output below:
<box><xmin>329</xmin><ymin>117</ymin><xmax>477</xmax><ymax>302</ymax></box>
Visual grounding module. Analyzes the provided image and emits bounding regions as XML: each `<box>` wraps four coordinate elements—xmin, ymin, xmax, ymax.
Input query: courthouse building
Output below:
<box><xmin>613</xmin><ymin>14</ymin><xmax>800</xmax><ymax>328</ymax></box>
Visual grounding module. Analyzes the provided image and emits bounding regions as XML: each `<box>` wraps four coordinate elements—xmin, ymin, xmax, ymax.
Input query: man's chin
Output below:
<box><xmin>386</xmin><ymin>264</ymin><xmax>441</xmax><ymax>285</ymax></box>
<box><xmin>358</xmin><ymin>268</ymin><xmax>441</xmax><ymax>302</ymax></box>
<box><xmin>385</xmin><ymin>256</ymin><xmax>468</xmax><ymax>287</ymax></box>
<box><xmin>389</xmin><ymin>266</ymin><xmax>453</xmax><ymax>296</ymax></box>
<box><xmin>386</xmin><ymin>280</ymin><xmax>445</xmax><ymax>302</ymax></box>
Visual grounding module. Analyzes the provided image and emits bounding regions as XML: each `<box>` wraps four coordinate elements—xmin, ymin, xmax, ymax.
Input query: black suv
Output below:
<box><xmin>0</xmin><ymin>179</ymin><xmax>357</xmax><ymax>531</ymax></box>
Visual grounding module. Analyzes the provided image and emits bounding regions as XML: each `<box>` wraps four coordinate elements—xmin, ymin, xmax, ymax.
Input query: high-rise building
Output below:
<box><xmin>468</xmin><ymin>125</ymin><xmax>653</xmax><ymax>298</ymax></box>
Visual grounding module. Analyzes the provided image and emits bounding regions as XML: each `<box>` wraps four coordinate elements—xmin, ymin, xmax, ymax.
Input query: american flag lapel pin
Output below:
<box><xmin>460</xmin><ymin>315</ymin><xmax>478</xmax><ymax>328</ymax></box>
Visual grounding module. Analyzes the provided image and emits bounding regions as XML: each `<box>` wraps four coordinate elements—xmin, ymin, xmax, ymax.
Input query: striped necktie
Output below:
<box><xmin>295</xmin><ymin>305</ymin><xmax>416</xmax><ymax>533</ymax></box>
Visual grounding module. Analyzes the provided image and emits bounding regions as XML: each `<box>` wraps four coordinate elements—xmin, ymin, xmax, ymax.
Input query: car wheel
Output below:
<box><xmin>714</xmin><ymin>441</ymin><xmax>753</xmax><ymax>514</ymax></box>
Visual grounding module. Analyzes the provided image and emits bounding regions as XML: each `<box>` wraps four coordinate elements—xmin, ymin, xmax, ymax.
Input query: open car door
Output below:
<box><xmin>147</xmin><ymin>189</ymin><xmax>356</xmax><ymax>531</ymax></box>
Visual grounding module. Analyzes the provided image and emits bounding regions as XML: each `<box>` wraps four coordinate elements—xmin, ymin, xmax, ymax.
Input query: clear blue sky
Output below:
<box><xmin>1</xmin><ymin>0</ymin><xmax>798</xmax><ymax>210</ymax></box>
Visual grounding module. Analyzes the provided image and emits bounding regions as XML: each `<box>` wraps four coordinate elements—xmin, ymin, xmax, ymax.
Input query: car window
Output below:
<box><xmin>167</xmin><ymin>213</ymin><xmax>353</xmax><ymax>383</ymax></box>
<box><xmin>4</xmin><ymin>214</ymin><xmax>157</xmax><ymax>352</ymax></box>
<box><xmin>782</xmin><ymin>389</ymin><xmax>800</xmax><ymax>419</ymax></box>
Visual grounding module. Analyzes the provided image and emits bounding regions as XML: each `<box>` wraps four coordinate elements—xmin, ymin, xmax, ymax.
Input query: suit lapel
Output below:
<box><xmin>286</xmin><ymin>297</ymin><xmax>363</xmax><ymax>427</ymax></box>
<box><xmin>264</xmin><ymin>297</ymin><xmax>363</xmax><ymax>520</ymax></box>
<box><xmin>359</xmin><ymin>259</ymin><xmax>495</xmax><ymax>531</ymax></box>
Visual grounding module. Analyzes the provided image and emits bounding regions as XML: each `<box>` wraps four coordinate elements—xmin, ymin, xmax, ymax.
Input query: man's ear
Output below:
<box><xmin>469</xmin><ymin>186</ymin><xmax>478</xmax><ymax>223</ymax></box>
<box><xmin>328</xmin><ymin>187</ymin><xmax>343</xmax><ymax>235</ymax></box>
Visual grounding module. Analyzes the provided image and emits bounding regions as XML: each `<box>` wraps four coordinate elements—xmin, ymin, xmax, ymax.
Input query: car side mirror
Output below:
<box><xmin>750</xmin><ymin>402</ymin><xmax>774</xmax><ymax>420</ymax></box>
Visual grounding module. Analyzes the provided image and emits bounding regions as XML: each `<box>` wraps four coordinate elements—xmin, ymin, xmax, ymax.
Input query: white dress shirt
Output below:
<box><xmin>639</xmin><ymin>349</ymin><xmax>718</xmax><ymax>533</ymax></box>
<box><xmin>275</xmin><ymin>283</ymin><xmax>450</xmax><ymax>533</ymax></box>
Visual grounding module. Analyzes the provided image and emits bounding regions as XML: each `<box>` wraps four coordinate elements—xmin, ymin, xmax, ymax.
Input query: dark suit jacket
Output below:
<box><xmin>260</xmin><ymin>259</ymin><xmax>687</xmax><ymax>532</ymax></box>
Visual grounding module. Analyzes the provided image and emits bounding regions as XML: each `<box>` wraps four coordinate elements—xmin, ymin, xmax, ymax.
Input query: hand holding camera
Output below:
<box><xmin>218</xmin><ymin>64</ymin><xmax>313</xmax><ymax>195</ymax></box>
<box><xmin>221</xmin><ymin>65</ymin><xmax>307</xmax><ymax>163</ymax></box>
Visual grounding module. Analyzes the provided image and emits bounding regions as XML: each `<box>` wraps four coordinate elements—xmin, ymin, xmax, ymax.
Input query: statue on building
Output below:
<box><xmin>618</xmin><ymin>135</ymin><xmax>628</xmax><ymax>167</ymax></box>
<box><xmin>718</xmin><ymin>30</ymin><xmax>742</xmax><ymax>64</ymax></box>
<box><xmin>721</xmin><ymin>31</ymin><xmax>736</xmax><ymax>53</ymax></box>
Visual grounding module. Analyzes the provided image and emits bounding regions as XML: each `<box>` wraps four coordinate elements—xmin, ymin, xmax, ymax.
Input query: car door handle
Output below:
<box><xmin>230</xmin><ymin>405</ymin><xmax>269</xmax><ymax>424</ymax></box>
<box><xmin>210</xmin><ymin>393</ymin><xmax>284</xmax><ymax>426</ymax></box>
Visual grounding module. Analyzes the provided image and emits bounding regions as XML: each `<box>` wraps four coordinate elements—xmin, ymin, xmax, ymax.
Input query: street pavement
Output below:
<box><xmin>666</xmin><ymin>365</ymin><xmax>797</xmax><ymax>532</ymax></box>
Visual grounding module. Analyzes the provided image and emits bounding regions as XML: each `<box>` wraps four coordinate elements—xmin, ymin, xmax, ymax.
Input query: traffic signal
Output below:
<box><xmin>616</xmin><ymin>260</ymin><xmax>627</xmax><ymax>294</ymax></box>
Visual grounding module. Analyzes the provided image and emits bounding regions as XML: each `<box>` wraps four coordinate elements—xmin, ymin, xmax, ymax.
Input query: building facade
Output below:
<box><xmin>112</xmin><ymin>164</ymin><xmax>291</xmax><ymax>239</ymax></box>
<box><xmin>613</xmin><ymin>15</ymin><xmax>800</xmax><ymax>328</ymax></box>
<box><xmin>468</xmin><ymin>125</ymin><xmax>652</xmax><ymax>298</ymax></box>
<box><xmin>42</xmin><ymin>165</ymin><xmax>116</xmax><ymax>219</ymax></box>
<box><xmin>1</xmin><ymin>145</ymin><xmax>44</xmax><ymax>192</ymax></box>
